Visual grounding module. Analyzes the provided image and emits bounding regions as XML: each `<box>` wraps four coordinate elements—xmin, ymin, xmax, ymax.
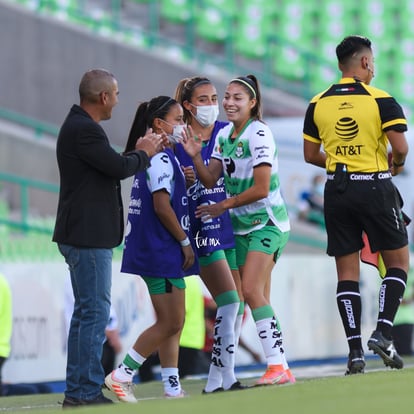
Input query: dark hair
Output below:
<box><xmin>336</xmin><ymin>35</ymin><xmax>372</xmax><ymax>65</ymax></box>
<box><xmin>229</xmin><ymin>75</ymin><xmax>262</xmax><ymax>121</ymax></box>
<box><xmin>124</xmin><ymin>96</ymin><xmax>177</xmax><ymax>153</ymax></box>
<box><xmin>174</xmin><ymin>76</ymin><xmax>212</xmax><ymax>123</ymax></box>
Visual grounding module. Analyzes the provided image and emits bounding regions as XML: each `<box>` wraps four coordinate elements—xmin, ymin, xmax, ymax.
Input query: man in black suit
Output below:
<box><xmin>53</xmin><ymin>68</ymin><xmax>164</xmax><ymax>408</ymax></box>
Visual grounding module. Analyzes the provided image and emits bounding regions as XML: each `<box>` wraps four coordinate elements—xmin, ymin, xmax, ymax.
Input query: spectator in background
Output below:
<box><xmin>53</xmin><ymin>69</ymin><xmax>163</xmax><ymax>408</ymax></box>
<box><xmin>392</xmin><ymin>268</ymin><xmax>414</xmax><ymax>356</ymax></box>
<box><xmin>297</xmin><ymin>174</ymin><xmax>325</xmax><ymax>226</ymax></box>
<box><xmin>102</xmin><ymin>308</ymin><xmax>123</xmax><ymax>377</ymax></box>
<box><xmin>177</xmin><ymin>276</ymin><xmax>210</xmax><ymax>377</ymax></box>
<box><xmin>0</xmin><ymin>273</ymin><xmax>12</xmax><ymax>397</ymax></box>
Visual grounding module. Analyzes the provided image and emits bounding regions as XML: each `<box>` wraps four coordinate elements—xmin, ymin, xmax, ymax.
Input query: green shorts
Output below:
<box><xmin>235</xmin><ymin>226</ymin><xmax>290</xmax><ymax>267</ymax></box>
<box><xmin>141</xmin><ymin>276</ymin><xmax>186</xmax><ymax>295</ymax></box>
<box><xmin>198</xmin><ymin>248</ymin><xmax>237</xmax><ymax>270</ymax></box>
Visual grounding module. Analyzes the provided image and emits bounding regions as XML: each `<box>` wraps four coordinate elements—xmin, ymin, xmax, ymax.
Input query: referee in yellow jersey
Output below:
<box><xmin>303</xmin><ymin>35</ymin><xmax>409</xmax><ymax>375</ymax></box>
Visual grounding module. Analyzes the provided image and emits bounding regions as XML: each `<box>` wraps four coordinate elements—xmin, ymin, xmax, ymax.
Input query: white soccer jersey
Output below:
<box><xmin>147</xmin><ymin>151</ymin><xmax>175</xmax><ymax>195</ymax></box>
<box><xmin>212</xmin><ymin>120</ymin><xmax>290</xmax><ymax>235</ymax></box>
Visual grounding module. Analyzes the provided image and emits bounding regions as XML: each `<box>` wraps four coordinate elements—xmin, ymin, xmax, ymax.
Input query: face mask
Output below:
<box><xmin>168</xmin><ymin>124</ymin><xmax>186</xmax><ymax>144</ymax></box>
<box><xmin>191</xmin><ymin>104</ymin><xmax>219</xmax><ymax>127</ymax></box>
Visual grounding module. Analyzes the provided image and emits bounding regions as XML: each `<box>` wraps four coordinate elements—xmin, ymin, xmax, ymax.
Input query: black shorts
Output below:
<box><xmin>324</xmin><ymin>172</ymin><xmax>408</xmax><ymax>257</ymax></box>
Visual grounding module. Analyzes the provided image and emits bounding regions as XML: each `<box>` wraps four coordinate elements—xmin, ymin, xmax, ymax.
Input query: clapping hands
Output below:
<box><xmin>135</xmin><ymin>128</ymin><xmax>168</xmax><ymax>157</ymax></box>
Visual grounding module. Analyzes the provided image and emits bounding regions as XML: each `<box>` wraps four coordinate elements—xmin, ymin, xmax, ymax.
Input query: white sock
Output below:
<box><xmin>281</xmin><ymin>351</ymin><xmax>289</xmax><ymax>370</ymax></box>
<box><xmin>206</xmin><ymin>302</ymin><xmax>239</xmax><ymax>391</ymax></box>
<box><xmin>161</xmin><ymin>367</ymin><xmax>181</xmax><ymax>396</ymax></box>
<box><xmin>256</xmin><ymin>316</ymin><xmax>283</xmax><ymax>366</ymax></box>
<box><xmin>204</xmin><ymin>363</ymin><xmax>222</xmax><ymax>393</ymax></box>
<box><xmin>113</xmin><ymin>348</ymin><xmax>146</xmax><ymax>382</ymax></box>
<box><xmin>234</xmin><ymin>309</ymin><xmax>244</xmax><ymax>350</ymax></box>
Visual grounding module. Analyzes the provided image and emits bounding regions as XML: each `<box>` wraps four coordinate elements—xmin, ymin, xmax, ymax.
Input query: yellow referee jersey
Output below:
<box><xmin>303</xmin><ymin>78</ymin><xmax>407</xmax><ymax>173</ymax></box>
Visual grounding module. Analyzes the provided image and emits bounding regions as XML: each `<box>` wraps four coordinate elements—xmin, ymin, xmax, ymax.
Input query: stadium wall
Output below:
<box><xmin>1</xmin><ymin>255</ymin><xmax>385</xmax><ymax>383</ymax></box>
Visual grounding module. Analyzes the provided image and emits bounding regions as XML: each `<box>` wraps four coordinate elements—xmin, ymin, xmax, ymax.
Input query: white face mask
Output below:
<box><xmin>168</xmin><ymin>124</ymin><xmax>186</xmax><ymax>144</ymax></box>
<box><xmin>190</xmin><ymin>104</ymin><xmax>219</xmax><ymax>127</ymax></box>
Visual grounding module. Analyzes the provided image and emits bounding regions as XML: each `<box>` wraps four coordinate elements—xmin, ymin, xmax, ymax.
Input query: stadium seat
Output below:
<box><xmin>307</xmin><ymin>61</ymin><xmax>338</xmax><ymax>96</ymax></box>
<box><xmin>160</xmin><ymin>0</ymin><xmax>193</xmax><ymax>24</ymax></box>
<box><xmin>272</xmin><ymin>2</ymin><xmax>316</xmax><ymax>80</ymax></box>
<box><xmin>234</xmin><ymin>0</ymin><xmax>277</xmax><ymax>59</ymax></box>
<box><xmin>314</xmin><ymin>1</ymin><xmax>357</xmax><ymax>44</ymax></box>
<box><xmin>194</xmin><ymin>0</ymin><xmax>237</xmax><ymax>43</ymax></box>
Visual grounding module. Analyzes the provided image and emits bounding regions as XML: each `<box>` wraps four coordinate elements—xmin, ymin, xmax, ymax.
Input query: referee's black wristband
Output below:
<box><xmin>392</xmin><ymin>160</ymin><xmax>405</xmax><ymax>167</ymax></box>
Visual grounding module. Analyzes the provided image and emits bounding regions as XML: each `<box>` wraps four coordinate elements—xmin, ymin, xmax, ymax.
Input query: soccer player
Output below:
<box><xmin>174</xmin><ymin>76</ymin><xmax>245</xmax><ymax>392</ymax></box>
<box><xmin>105</xmin><ymin>96</ymin><xmax>196</xmax><ymax>402</ymax></box>
<box><xmin>182</xmin><ymin>75</ymin><xmax>294</xmax><ymax>386</ymax></box>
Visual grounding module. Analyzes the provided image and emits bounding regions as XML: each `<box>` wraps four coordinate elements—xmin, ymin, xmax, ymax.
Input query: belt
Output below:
<box><xmin>326</xmin><ymin>171</ymin><xmax>392</xmax><ymax>181</ymax></box>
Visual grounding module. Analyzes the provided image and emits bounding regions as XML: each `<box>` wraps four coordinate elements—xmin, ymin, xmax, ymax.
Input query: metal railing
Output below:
<box><xmin>0</xmin><ymin>107</ymin><xmax>59</xmax><ymax>139</ymax></box>
<box><xmin>0</xmin><ymin>171</ymin><xmax>58</xmax><ymax>233</ymax></box>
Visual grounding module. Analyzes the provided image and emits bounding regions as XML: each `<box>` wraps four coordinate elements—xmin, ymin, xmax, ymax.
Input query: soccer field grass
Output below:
<box><xmin>1</xmin><ymin>364</ymin><xmax>413</xmax><ymax>414</ymax></box>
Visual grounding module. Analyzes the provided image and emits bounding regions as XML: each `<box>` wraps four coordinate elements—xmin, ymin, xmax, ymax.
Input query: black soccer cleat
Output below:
<box><xmin>345</xmin><ymin>349</ymin><xmax>365</xmax><ymax>375</ymax></box>
<box><xmin>367</xmin><ymin>330</ymin><xmax>403</xmax><ymax>369</ymax></box>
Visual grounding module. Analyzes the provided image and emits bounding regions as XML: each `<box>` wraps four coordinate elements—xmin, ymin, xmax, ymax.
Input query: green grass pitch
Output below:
<box><xmin>1</xmin><ymin>363</ymin><xmax>413</xmax><ymax>414</ymax></box>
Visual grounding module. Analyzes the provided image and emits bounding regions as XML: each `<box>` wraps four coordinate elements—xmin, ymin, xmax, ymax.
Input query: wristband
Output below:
<box><xmin>393</xmin><ymin>160</ymin><xmax>405</xmax><ymax>167</ymax></box>
<box><xmin>180</xmin><ymin>237</ymin><xmax>190</xmax><ymax>247</ymax></box>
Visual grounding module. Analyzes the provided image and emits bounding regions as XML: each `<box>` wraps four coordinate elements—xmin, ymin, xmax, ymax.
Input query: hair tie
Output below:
<box><xmin>192</xmin><ymin>79</ymin><xmax>211</xmax><ymax>89</ymax></box>
<box><xmin>153</xmin><ymin>97</ymin><xmax>173</xmax><ymax>115</ymax></box>
<box><xmin>230</xmin><ymin>78</ymin><xmax>256</xmax><ymax>98</ymax></box>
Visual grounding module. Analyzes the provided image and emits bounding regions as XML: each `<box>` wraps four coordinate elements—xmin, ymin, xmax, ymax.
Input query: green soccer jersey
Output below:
<box><xmin>212</xmin><ymin>119</ymin><xmax>290</xmax><ymax>235</ymax></box>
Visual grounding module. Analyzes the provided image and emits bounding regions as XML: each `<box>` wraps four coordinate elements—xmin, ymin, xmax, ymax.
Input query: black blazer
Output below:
<box><xmin>53</xmin><ymin>105</ymin><xmax>150</xmax><ymax>248</ymax></box>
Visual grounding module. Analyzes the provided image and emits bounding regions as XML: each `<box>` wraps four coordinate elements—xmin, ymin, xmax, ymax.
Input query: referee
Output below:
<box><xmin>303</xmin><ymin>35</ymin><xmax>409</xmax><ymax>375</ymax></box>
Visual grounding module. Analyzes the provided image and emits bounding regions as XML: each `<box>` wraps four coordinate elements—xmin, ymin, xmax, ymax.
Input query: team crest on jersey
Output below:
<box><xmin>235</xmin><ymin>142</ymin><xmax>244</xmax><ymax>158</ymax></box>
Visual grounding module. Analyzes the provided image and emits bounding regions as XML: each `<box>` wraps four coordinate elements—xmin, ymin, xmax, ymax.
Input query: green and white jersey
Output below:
<box><xmin>212</xmin><ymin>119</ymin><xmax>290</xmax><ymax>235</ymax></box>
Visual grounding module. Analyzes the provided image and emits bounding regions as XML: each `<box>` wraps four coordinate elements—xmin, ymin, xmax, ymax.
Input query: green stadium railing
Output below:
<box><xmin>0</xmin><ymin>171</ymin><xmax>59</xmax><ymax>233</ymax></box>
<box><xmin>0</xmin><ymin>172</ymin><xmax>327</xmax><ymax>260</ymax></box>
<box><xmin>0</xmin><ymin>172</ymin><xmax>129</xmax><ymax>261</ymax></box>
<box><xmin>0</xmin><ymin>107</ymin><xmax>59</xmax><ymax>139</ymax></box>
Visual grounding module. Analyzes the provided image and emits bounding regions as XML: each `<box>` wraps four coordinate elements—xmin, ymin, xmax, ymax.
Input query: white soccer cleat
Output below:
<box><xmin>104</xmin><ymin>372</ymin><xmax>137</xmax><ymax>403</ymax></box>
